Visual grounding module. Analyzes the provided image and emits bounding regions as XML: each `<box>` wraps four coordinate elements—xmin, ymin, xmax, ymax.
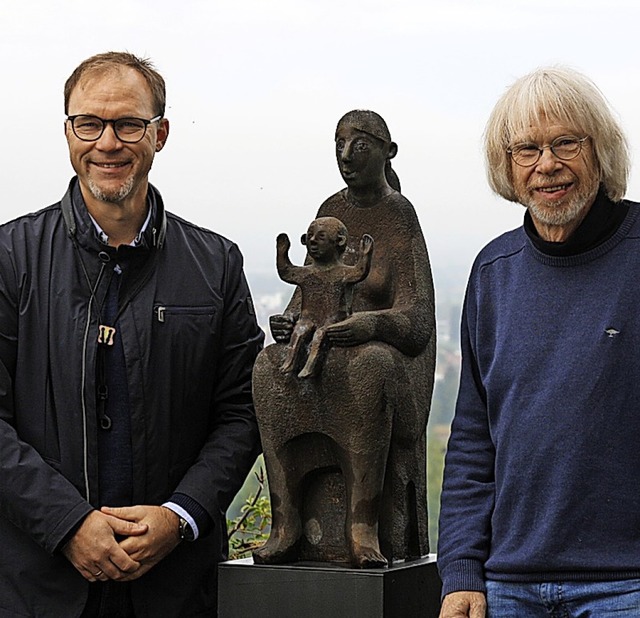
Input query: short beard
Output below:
<box><xmin>88</xmin><ymin>175</ymin><xmax>135</xmax><ymax>204</ymax></box>
<box><xmin>520</xmin><ymin>176</ymin><xmax>599</xmax><ymax>228</ymax></box>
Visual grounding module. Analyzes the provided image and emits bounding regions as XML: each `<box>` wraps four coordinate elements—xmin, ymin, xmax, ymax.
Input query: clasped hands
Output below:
<box><xmin>62</xmin><ymin>505</ymin><xmax>181</xmax><ymax>583</ymax></box>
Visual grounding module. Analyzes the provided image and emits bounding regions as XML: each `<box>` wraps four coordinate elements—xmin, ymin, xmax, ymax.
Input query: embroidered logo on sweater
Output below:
<box><xmin>605</xmin><ymin>327</ymin><xmax>620</xmax><ymax>338</ymax></box>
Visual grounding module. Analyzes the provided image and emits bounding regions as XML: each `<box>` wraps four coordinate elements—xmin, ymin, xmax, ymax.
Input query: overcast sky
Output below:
<box><xmin>2</xmin><ymin>0</ymin><xmax>639</xmax><ymax>292</ymax></box>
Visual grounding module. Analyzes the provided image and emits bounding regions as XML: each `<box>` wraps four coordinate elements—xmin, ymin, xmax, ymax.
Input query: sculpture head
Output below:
<box><xmin>301</xmin><ymin>217</ymin><xmax>348</xmax><ymax>263</ymax></box>
<box><xmin>335</xmin><ymin>110</ymin><xmax>400</xmax><ymax>192</ymax></box>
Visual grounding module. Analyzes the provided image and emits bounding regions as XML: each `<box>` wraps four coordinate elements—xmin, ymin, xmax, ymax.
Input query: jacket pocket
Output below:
<box><xmin>153</xmin><ymin>305</ymin><xmax>217</xmax><ymax>323</ymax></box>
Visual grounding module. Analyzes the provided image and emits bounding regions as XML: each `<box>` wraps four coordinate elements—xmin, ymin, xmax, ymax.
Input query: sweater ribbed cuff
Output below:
<box><xmin>439</xmin><ymin>558</ymin><xmax>485</xmax><ymax>599</ymax></box>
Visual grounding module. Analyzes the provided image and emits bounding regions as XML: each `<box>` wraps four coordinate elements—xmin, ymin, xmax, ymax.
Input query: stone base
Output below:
<box><xmin>218</xmin><ymin>554</ymin><xmax>441</xmax><ymax>618</ymax></box>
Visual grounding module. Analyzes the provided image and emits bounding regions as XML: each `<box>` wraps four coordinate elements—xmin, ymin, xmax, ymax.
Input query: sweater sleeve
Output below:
<box><xmin>437</xmin><ymin>273</ymin><xmax>495</xmax><ymax>598</ymax></box>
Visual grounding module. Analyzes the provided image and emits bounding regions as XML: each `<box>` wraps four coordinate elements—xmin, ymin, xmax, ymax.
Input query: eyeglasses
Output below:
<box><xmin>507</xmin><ymin>135</ymin><xmax>589</xmax><ymax>167</ymax></box>
<box><xmin>66</xmin><ymin>114</ymin><xmax>162</xmax><ymax>143</ymax></box>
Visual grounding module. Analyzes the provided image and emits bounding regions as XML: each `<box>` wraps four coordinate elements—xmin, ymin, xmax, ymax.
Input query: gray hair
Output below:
<box><xmin>484</xmin><ymin>66</ymin><xmax>629</xmax><ymax>203</ymax></box>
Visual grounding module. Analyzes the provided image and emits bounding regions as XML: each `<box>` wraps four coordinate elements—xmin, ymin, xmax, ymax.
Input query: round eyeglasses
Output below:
<box><xmin>66</xmin><ymin>114</ymin><xmax>162</xmax><ymax>144</ymax></box>
<box><xmin>507</xmin><ymin>135</ymin><xmax>589</xmax><ymax>167</ymax></box>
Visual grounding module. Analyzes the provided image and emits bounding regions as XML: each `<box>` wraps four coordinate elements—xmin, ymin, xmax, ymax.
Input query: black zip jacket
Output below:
<box><xmin>0</xmin><ymin>178</ymin><xmax>264</xmax><ymax>617</ymax></box>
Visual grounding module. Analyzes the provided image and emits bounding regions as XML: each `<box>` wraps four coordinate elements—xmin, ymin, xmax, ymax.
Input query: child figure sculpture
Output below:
<box><xmin>276</xmin><ymin>216</ymin><xmax>373</xmax><ymax>378</ymax></box>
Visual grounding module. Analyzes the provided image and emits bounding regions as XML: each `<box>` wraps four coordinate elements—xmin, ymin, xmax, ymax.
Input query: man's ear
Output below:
<box><xmin>155</xmin><ymin>118</ymin><xmax>170</xmax><ymax>152</ymax></box>
<box><xmin>337</xmin><ymin>233</ymin><xmax>347</xmax><ymax>248</ymax></box>
<box><xmin>300</xmin><ymin>234</ymin><xmax>307</xmax><ymax>246</ymax></box>
<box><xmin>387</xmin><ymin>141</ymin><xmax>398</xmax><ymax>160</ymax></box>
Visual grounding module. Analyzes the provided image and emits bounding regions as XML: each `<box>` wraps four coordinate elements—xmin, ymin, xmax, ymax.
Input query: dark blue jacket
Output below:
<box><xmin>0</xmin><ymin>178</ymin><xmax>263</xmax><ymax>617</ymax></box>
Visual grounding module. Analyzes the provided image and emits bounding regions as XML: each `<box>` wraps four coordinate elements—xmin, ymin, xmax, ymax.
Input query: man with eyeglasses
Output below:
<box><xmin>438</xmin><ymin>67</ymin><xmax>640</xmax><ymax>617</ymax></box>
<box><xmin>0</xmin><ymin>52</ymin><xmax>263</xmax><ymax>616</ymax></box>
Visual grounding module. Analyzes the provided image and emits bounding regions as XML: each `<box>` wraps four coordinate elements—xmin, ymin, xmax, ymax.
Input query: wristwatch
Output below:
<box><xmin>178</xmin><ymin>516</ymin><xmax>195</xmax><ymax>542</ymax></box>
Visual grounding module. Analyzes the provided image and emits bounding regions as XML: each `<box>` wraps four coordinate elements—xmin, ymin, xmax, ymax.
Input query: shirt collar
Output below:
<box><xmin>88</xmin><ymin>203</ymin><xmax>153</xmax><ymax>248</ymax></box>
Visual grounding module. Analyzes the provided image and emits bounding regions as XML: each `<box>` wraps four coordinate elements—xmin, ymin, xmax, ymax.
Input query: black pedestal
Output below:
<box><xmin>218</xmin><ymin>555</ymin><xmax>441</xmax><ymax>618</ymax></box>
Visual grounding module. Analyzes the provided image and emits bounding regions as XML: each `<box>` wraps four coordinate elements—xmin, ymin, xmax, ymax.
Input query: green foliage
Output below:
<box><xmin>427</xmin><ymin>422</ymin><xmax>449</xmax><ymax>548</ymax></box>
<box><xmin>226</xmin><ymin>467</ymin><xmax>272</xmax><ymax>560</ymax></box>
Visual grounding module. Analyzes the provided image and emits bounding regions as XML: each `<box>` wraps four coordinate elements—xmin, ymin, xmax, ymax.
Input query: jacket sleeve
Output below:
<box><xmin>0</xmin><ymin>244</ymin><xmax>92</xmax><ymax>555</ymax></box>
<box><xmin>172</xmin><ymin>243</ymin><xmax>264</xmax><ymax>523</ymax></box>
<box><xmin>437</xmin><ymin>272</ymin><xmax>495</xmax><ymax>597</ymax></box>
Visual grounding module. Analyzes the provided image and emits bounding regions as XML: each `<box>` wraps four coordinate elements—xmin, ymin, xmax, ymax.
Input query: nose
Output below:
<box><xmin>340</xmin><ymin>141</ymin><xmax>353</xmax><ymax>161</ymax></box>
<box><xmin>535</xmin><ymin>146</ymin><xmax>563</xmax><ymax>174</ymax></box>
<box><xmin>95</xmin><ymin>121</ymin><xmax>123</xmax><ymax>151</ymax></box>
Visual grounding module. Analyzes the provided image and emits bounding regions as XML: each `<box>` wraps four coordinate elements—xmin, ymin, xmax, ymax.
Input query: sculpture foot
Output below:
<box><xmin>252</xmin><ymin>533</ymin><xmax>301</xmax><ymax>564</ymax></box>
<box><xmin>350</xmin><ymin>542</ymin><xmax>388</xmax><ymax>569</ymax></box>
<box><xmin>280</xmin><ymin>361</ymin><xmax>295</xmax><ymax>374</ymax></box>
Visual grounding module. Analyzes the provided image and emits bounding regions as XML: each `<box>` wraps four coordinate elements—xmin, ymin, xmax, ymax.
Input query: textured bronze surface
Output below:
<box><xmin>253</xmin><ymin>111</ymin><xmax>436</xmax><ymax>568</ymax></box>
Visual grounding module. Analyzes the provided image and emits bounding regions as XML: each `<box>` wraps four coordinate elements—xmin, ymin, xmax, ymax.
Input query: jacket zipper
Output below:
<box><xmin>81</xmin><ymin>261</ymin><xmax>107</xmax><ymax>502</ymax></box>
<box><xmin>154</xmin><ymin>305</ymin><xmax>215</xmax><ymax>323</ymax></box>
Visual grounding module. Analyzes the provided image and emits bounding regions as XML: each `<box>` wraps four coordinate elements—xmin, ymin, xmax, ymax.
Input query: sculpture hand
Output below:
<box><xmin>439</xmin><ymin>592</ymin><xmax>486</xmax><ymax>618</ymax></box>
<box><xmin>324</xmin><ymin>313</ymin><xmax>376</xmax><ymax>346</ymax></box>
<box><xmin>100</xmin><ymin>505</ymin><xmax>181</xmax><ymax>581</ymax></box>
<box><xmin>276</xmin><ymin>233</ymin><xmax>291</xmax><ymax>252</ymax></box>
<box><xmin>360</xmin><ymin>233</ymin><xmax>374</xmax><ymax>254</ymax></box>
<box><xmin>270</xmin><ymin>314</ymin><xmax>295</xmax><ymax>343</ymax></box>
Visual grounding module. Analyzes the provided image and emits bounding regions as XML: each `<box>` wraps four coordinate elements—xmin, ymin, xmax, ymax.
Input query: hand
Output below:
<box><xmin>324</xmin><ymin>313</ymin><xmax>376</xmax><ymax>347</ymax></box>
<box><xmin>276</xmin><ymin>233</ymin><xmax>291</xmax><ymax>252</ymax></box>
<box><xmin>100</xmin><ymin>505</ymin><xmax>181</xmax><ymax>581</ymax></box>
<box><xmin>439</xmin><ymin>591</ymin><xmax>487</xmax><ymax>618</ymax></box>
<box><xmin>61</xmin><ymin>510</ymin><xmax>148</xmax><ymax>582</ymax></box>
<box><xmin>270</xmin><ymin>313</ymin><xmax>295</xmax><ymax>343</ymax></box>
<box><xmin>360</xmin><ymin>233</ymin><xmax>373</xmax><ymax>254</ymax></box>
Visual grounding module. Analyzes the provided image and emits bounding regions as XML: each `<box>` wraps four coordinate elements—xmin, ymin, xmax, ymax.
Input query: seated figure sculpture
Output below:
<box><xmin>252</xmin><ymin>110</ymin><xmax>436</xmax><ymax>569</ymax></box>
<box><xmin>277</xmin><ymin>216</ymin><xmax>373</xmax><ymax>378</ymax></box>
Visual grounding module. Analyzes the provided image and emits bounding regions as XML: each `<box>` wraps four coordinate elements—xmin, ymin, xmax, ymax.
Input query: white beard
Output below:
<box><xmin>521</xmin><ymin>176</ymin><xmax>600</xmax><ymax>228</ymax></box>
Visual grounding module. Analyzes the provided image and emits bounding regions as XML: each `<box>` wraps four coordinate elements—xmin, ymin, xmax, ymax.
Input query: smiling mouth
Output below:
<box><xmin>92</xmin><ymin>161</ymin><xmax>129</xmax><ymax>169</ymax></box>
<box><xmin>536</xmin><ymin>183</ymin><xmax>572</xmax><ymax>193</ymax></box>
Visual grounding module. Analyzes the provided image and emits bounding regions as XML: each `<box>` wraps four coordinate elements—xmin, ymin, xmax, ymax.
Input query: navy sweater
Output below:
<box><xmin>438</xmin><ymin>199</ymin><xmax>640</xmax><ymax>597</ymax></box>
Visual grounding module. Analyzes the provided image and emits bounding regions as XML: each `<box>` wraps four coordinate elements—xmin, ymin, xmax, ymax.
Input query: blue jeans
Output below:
<box><xmin>486</xmin><ymin>579</ymin><xmax>640</xmax><ymax>617</ymax></box>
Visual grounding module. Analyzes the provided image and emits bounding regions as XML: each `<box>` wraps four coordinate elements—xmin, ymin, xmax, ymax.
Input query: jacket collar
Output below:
<box><xmin>60</xmin><ymin>176</ymin><xmax>167</xmax><ymax>253</ymax></box>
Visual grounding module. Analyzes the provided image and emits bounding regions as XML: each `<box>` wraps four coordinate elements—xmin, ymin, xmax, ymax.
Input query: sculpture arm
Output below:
<box><xmin>271</xmin><ymin>235</ymin><xmax>303</xmax><ymax>342</ymax></box>
<box><xmin>276</xmin><ymin>233</ymin><xmax>302</xmax><ymax>286</ymax></box>
<box><xmin>326</xmin><ymin>234</ymin><xmax>435</xmax><ymax>357</ymax></box>
<box><xmin>343</xmin><ymin>234</ymin><xmax>373</xmax><ymax>284</ymax></box>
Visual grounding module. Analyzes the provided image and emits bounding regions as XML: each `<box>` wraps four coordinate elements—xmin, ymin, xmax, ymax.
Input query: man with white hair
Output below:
<box><xmin>438</xmin><ymin>67</ymin><xmax>639</xmax><ymax>617</ymax></box>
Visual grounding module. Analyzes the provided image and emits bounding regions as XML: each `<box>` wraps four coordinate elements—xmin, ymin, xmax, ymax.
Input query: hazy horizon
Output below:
<box><xmin>2</xmin><ymin>0</ymin><xmax>639</xmax><ymax>292</ymax></box>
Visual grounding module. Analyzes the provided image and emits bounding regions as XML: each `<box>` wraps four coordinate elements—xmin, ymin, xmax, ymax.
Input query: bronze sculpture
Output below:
<box><xmin>252</xmin><ymin>110</ymin><xmax>436</xmax><ymax>568</ymax></box>
<box><xmin>277</xmin><ymin>217</ymin><xmax>373</xmax><ymax>378</ymax></box>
